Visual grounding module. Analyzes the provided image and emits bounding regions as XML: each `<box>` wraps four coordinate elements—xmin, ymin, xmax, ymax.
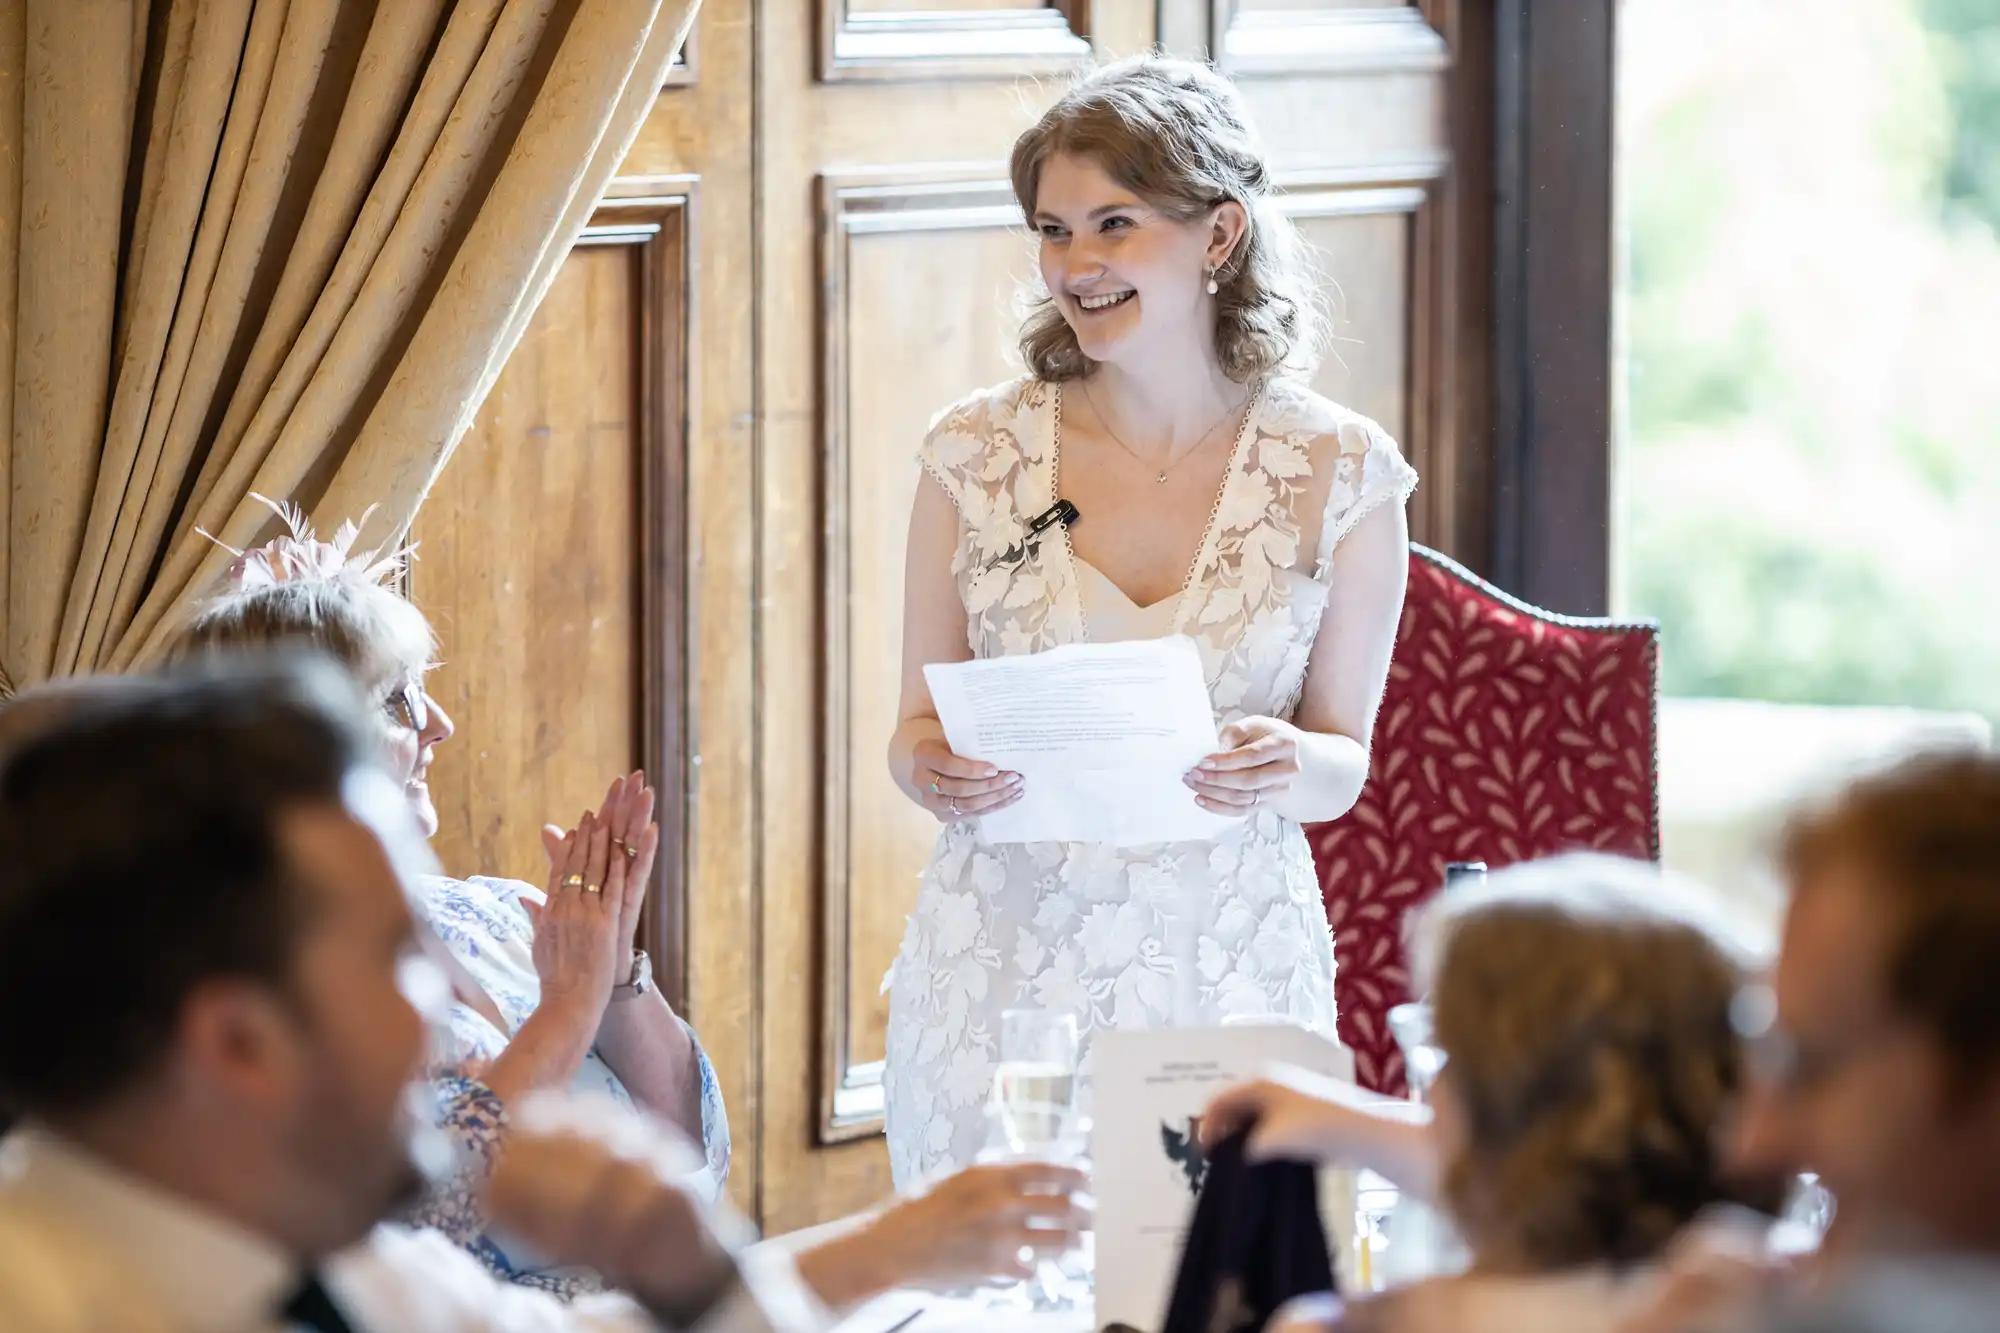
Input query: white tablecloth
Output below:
<box><xmin>770</xmin><ymin>1168</ymin><xmax>1425</xmax><ymax>1333</ymax></box>
<box><xmin>829</xmin><ymin>1287</ymin><xmax>1089</xmax><ymax>1333</ymax></box>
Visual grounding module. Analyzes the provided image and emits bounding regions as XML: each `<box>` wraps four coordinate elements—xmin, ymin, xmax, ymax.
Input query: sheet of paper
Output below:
<box><xmin>1091</xmin><ymin>1025</ymin><xmax>1358</xmax><ymax>1333</ymax></box>
<box><xmin>923</xmin><ymin>636</ymin><xmax>1239</xmax><ymax>846</ymax></box>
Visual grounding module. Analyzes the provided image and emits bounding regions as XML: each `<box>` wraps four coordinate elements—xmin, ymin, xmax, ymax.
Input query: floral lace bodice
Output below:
<box><xmin>882</xmin><ymin>375</ymin><xmax>1417</xmax><ymax>1187</ymax></box>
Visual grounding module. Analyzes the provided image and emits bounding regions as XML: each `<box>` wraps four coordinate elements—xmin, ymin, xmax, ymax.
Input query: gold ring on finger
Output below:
<box><xmin>929</xmin><ymin>779</ymin><xmax>943</xmax><ymax>794</ymax></box>
<box><xmin>621</xmin><ymin>844</ymin><xmax>638</xmax><ymax>858</ymax></box>
<box><xmin>584</xmin><ymin>882</ymin><xmax>604</xmax><ymax>895</ymax></box>
<box><xmin>562</xmin><ymin>873</ymin><xmax>585</xmax><ymax>889</ymax></box>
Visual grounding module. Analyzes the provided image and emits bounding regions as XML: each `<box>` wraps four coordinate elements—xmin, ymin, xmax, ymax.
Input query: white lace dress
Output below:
<box><xmin>882</xmin><ymin>374</ymin><xmax>1419</xmax><ymax>1187</ymax></box>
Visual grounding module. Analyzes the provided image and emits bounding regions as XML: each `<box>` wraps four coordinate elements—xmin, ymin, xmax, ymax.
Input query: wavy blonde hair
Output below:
<box><xmin>1009</xmin><ymin>55</ymin><xmax>1321</xmax><ymax>383</ymax></box>
<box><xmin>1413</xmin><ymin>854</ymin><xmax>1779</xmax><ymax>1271</ymax></box>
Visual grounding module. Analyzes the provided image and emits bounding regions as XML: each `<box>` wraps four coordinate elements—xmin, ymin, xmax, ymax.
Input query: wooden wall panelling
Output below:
<box><xmin>605</xmin><ymin>3</ymin><xmax>763</xmax><ymax>1218</ymax></box>
<box><xmin>1423</xmin><ymin>0</ymin><xmax>1495</xmax><ymax>575</ymax></box>
<box><xmin>764</xmin><ymin>0</ymin><xmax>1472</xmax><ymax>1231</ymax></box>
<box><xmin>1490</xmin><ymin>0</ymin><xmax>1615</xmax><ymax>615</ymax></box>
<box><xmin>1211</xmin><ymin>0</ymin><xmax>1448</xmax><ymax>77</ymax></box>
<box><xmin>664</xmin><ymin>21</ymin><xmax>696</xmax><ymax>87</ymax></box>
<box><xmin>581</xmin><ymin>182</ymin><xmax>697</xmax><ymax>1010</ymax></box>
<box><xmin>420</xmin><ymin>0</ymin><xmax>768</xmax><ymax>1212</ymax></box>
<box><xmin>1210</xmin><ymin>2</ymin><xmax>1471</xmax><ymax>560</ymax></box>
<box><xmin>412</xmin><ymin>245</ymin><xmax>640</xmax><ymax>885</ymax></box>
<box><xmin>413</xmin><ymin>181</ymin><xmax>694</xmax><ymax>1012</ymax></box>
<box><xmin>816</xmin><ymin>172</ymin><xmax>1029</xmax><ymax>1147</ymax></box>
<box><xmin>821</xmin><ymin>0</ymin><xmax>1092</xmax><ymax>81</ymax></box>
<box><xmin>1275</xmin><ymin>163</ymin><xmax>1449</xmax><ymax>550</ymax></box>
<box><xmin>760</xmin><ymin>0</ymin><xmax>1154</xmax><ymax>1232</ymax></box>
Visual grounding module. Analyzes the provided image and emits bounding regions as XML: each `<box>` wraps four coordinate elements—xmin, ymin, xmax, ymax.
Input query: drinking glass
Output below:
<box><xmin>1772</xmin><ymin>1173</ymin><xmax>1835</xmax><ymax>1256</ymax></box>
<box><xmin>991</xmin><ymin>1010</ymin><xmax>1080</xmax><ymax>1155</ymax></box>
<box><xmin>977</xmin><ymin>1010</ymin><xmax>1087</xmax><ymax>1312</ymax></box>
<box><xmin>1387</xmin><ymin>1001</ymin><xmax>1444</xmax><ymax>1103</ymax></box>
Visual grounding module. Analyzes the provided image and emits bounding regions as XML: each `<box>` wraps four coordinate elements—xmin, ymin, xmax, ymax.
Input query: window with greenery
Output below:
<box><xmin>1616</xmin><ymin>0</ymin><xmax>2000</xmax><ymax>726</ymax></box>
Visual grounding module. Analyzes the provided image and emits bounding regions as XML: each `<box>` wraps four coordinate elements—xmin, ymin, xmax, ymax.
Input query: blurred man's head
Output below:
<box><xmin>1731</xmin><ymin>748</ymin><xmax>2000</xmax><ymax>1256</ymax></box>
<box><xmin>0</xmin><ymin>655</ymin><xmax>443</xmax><ymax>1258</ymax></box>
<box><xmin>0</xmin><ymin>672</ymin><xmax>165</xmax><ymax>758</ymax></box>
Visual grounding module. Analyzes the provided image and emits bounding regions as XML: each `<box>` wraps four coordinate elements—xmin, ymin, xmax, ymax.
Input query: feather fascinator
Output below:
<box><xmin>198</xmin><ymin>494</ymin><xmax>415</xmax><ymax>594</ymax></box>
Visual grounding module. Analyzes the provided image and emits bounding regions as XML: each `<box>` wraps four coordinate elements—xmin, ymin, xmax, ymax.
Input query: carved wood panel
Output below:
<box><xmin>816</xmin><ymin>172</ymin><xmax>1028</xmax><ymax>1143</ymax></box>
<box><xmin>1277</xmin><ymin>163</ymin><xmax>1453</xmax><ymax>548</ymax></box>
<box><xmin>412</xmin><ymin>182</ymin><xmax>694</xmax><ymax>1007</ymax></box>
<box><xmin>820</xmin><ymin>0</ymin><xmax>1092</xmax><ymax>81</ymax></box>
<box><xmin>1212</xmin><ymin>0</ymin><xmax>1445</xmax><ymax>76</ymax></box>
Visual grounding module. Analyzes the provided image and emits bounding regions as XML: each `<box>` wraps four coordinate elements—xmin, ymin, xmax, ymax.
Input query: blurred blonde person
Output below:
<box><xmin>1204</xmin><ymin>855</ymin><xmax>1783</xmax><ymax>1333</ymax></box>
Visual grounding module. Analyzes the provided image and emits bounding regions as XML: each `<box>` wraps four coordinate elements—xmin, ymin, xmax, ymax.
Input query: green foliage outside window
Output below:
<box><xmin>1618</xmin><ymin>0</ymin><xmax>2000</xmax><ymax>724</ymax></box>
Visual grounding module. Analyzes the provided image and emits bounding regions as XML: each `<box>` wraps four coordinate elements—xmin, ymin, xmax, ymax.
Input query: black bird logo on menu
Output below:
<box><xmin>1161</xmin><ymin>1115</ymin><xmax>1209</xmax><ymax>1195</ymax></box>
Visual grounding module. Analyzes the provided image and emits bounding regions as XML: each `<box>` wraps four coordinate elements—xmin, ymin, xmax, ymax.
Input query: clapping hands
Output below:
<box><xmin>526</xmin><ymin>772</ymin><xmax>662</xmax><ymax>1012</ymax></box>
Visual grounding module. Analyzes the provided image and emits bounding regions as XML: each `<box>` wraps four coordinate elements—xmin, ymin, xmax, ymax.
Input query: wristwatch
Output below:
<box><xmin>610</xmin><ymin>948</ymin><xmax>653</xmax><ymax>1001</ymax></box>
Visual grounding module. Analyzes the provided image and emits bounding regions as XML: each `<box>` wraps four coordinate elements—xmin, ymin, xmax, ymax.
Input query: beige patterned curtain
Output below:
<box><xmin>0</xmin><ymin>0</ymin><xmax>696</xmax><ymax>697</ymax></box>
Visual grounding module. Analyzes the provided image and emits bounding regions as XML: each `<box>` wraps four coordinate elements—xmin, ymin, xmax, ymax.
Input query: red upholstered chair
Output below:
<box><xmin>1311</xmin><ymin>545</ymin><xmax>1661</xmax><ymax>1094</ymax></box>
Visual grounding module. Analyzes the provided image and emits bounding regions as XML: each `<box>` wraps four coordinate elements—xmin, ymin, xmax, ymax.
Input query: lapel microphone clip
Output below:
<box><xmin>985</xmin><ymin>499</ymin><xmax>1080</xmax><ymax>572</ymax></box>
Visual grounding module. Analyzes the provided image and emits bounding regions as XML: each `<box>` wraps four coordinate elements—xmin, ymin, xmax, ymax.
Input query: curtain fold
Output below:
<box><xmin>0</xmin><ymin>0</ymin><xmax>698</xmax><ymax>693</ymax></box>
<box><xmin>0</xmin><ymin>4</ymin><xmax>24</xmax><ymax>681</ymax></box>
<box><xmin>310</xmin><ymin>0</ymin><xmax>697</xmax><ymax>550</ymax></box>
<box><xmin>6</xmin><ymin>0</ymin><xmax>137</xmax><ymax>689</ymax></box>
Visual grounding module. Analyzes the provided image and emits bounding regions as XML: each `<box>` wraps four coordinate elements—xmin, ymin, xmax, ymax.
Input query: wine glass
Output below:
<box><xmin>1387</xmin><ymin>1001</ymin><xmax>1444</xmax><ymax>1104</ymax></box>
<box><xmin>1771</xmin><ymin>1172</ymin><xmax>1836</xmax><ymax>1256</ymax></box>
<box><xmin>978</xmin><ymin>1010</ymin><xmax>1086</xmax><ymax>1311</ymax></box>
<box><xmin>990</xmin><ymin>1010</ymin><xmax>1079</xmax><ymax>1149</ymax></box>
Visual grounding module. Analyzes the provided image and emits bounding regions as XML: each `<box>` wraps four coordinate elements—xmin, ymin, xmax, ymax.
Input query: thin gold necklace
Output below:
<box><xmin>1080</xmin><ymin>379</ymin><xmax>1248</xmax><ymax>484</ymax></box>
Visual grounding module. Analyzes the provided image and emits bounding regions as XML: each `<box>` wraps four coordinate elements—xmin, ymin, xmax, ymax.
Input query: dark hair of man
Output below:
<box><xmin>0</xmin><ymin>653</ymin><xmax>375</xmax><ymax>1119</ymax></box>
<box><xmin>1781</xmin><ymin>747</ymin><xmax>2000</xmax><ymax>1096</ymax></box>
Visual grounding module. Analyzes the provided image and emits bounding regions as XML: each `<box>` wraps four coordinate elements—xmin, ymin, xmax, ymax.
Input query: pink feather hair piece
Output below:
<box><xmin>197</xmin><ymin>494</ymin><xmax>415</xmax><ymax>594</ymax></box>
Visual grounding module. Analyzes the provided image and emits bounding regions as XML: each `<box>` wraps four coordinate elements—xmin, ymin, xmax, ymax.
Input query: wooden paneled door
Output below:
<box><xmin>760</xmin><ymin>0</ymin><xmax>1477</xmax><ymax>1228</ymax></box>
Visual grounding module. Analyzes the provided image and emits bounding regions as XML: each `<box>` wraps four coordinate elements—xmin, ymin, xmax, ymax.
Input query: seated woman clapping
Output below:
<box><xmin>169</xmin><ymin>500</ymin><xmax>1089</xmax><ymax>1303</ymax></box>
<box><xmin>171</xmin><ymin>503</ymin><xmax>723</xmax><ymax>1293</ymax></box>
<box><xmin>1202</xmin><ymin>854</ymin><xmax>1782</xmax><ymax>1333</ymax></box>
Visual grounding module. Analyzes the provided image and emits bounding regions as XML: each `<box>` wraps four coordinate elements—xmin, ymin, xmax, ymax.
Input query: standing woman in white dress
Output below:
<box><xmin>882</xmin><ymin>55</ymin><xmax>1420</xmax><ymax>1187</ymax></box>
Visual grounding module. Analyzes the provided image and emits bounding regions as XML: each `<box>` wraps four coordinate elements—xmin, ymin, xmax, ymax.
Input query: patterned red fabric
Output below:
<box><xmin>1310</xmin><ymin>546</ymin><xmax>1660</xmax><ymax>1095</ymax></box>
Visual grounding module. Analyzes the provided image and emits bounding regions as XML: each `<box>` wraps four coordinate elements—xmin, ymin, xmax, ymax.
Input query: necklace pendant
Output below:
<box><xmin>1156</xmin><ymin>470</ymin><xmax>1168</xmax><ymax>484</ymax></box>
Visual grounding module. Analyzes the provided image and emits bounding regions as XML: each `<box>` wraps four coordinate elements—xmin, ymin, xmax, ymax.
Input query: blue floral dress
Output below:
<box><xmin>403</xmin><ymin>874</ymin><xmax>730</xmax><ymax>1298</ymax></box>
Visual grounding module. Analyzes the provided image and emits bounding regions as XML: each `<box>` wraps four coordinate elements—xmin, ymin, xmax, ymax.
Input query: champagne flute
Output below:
<box><xmin>994</xmin><ymin>1010</ymin><xmax>1078</xmax><ymax>1152</ymax></box>
<box><xmin>979</xmin><ymin>1010</ymin><xmax>1084</xmax><ymax>1311</ymax></box>
<box><xmin>1387</xmin><ymin>1001</ymin><xmax>1444</xmax><ymax>1103</ymax></box>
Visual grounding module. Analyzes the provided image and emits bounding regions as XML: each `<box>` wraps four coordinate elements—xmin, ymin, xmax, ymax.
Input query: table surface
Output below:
<box><xmin>780</xmin><ymin>1170</ymin><xmax>1411</xmax><ymax>1333</ymax></box>
<box><xmin>829</xmin><ymin>1287</ymin><xmax>1090</xmax><ymax>1333</ymax></box>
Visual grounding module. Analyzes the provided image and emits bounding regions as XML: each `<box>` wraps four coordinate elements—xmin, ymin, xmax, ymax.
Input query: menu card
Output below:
<box><xmin>1089</xmin><ymin>1024</ymin><xmax>1355</xmax><ymax>1333</ymax></box>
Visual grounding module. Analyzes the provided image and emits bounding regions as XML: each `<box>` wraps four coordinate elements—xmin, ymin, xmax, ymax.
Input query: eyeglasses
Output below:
<box><xmin>383</xmin><ymin>682</ymin><xmax>429</xmax><ymax>733</ymax></box>
<box><xmin>1733</xmin><ymin>982</ymin><xmax>1898</xmax><ymax>1095</ymax></box>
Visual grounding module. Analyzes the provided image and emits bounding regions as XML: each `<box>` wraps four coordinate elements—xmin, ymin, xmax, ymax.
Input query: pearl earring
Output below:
<box><xmin>1205</xmin><ymin>266</ymin><xmax>1220</xmax><ymax>295</ymax></box>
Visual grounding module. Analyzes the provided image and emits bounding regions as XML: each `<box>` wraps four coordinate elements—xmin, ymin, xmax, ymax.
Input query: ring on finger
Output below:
<box><xmin>562</xmin><ymin>873</ymin><xmax>585</xmax><ymax>889</ymax></box>
<box><xmin>584</xmin><ymin>882</ymin><xmax>604</xmax><ymax>895</ymax></box>
<box><xmin>929</xmin><ymin>778</ymin><xmax>943</xmax><ymax>794</ymax></box>
<box><xmin>947</xmin><ymin>797</ymin><xmax>962</xmax><ymax>817</ymax></box>
<box><xmin>621</xmin><ymin>843</ymin><xmax>638</xmax><ymax>859</ymax></box>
